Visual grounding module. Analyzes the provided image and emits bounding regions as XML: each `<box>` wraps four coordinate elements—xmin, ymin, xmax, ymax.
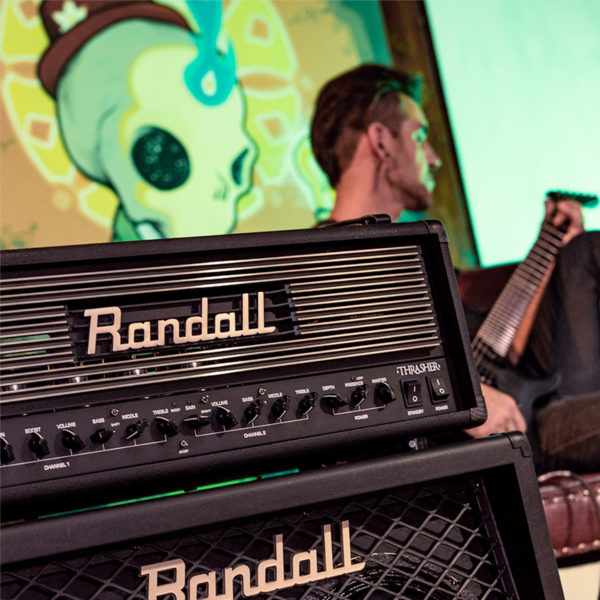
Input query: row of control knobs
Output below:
<box><xmin>0</xmin><ymin>394</ymin><xmax>308</xmax><ymax>464</ymax></box>
<box><xmin>0</xmin><ymin>429</ymin><xmax>87</xmax><ymax>462</ymax></box>
<box><xmin>322</xmin><ymin>382</ymin><xmax>394</xmax><ymax>408</ymax></box>
<box><xmin>0</xmin><ymin>380</ymin><xmax>443</xmax><ymax>464</ymax></box>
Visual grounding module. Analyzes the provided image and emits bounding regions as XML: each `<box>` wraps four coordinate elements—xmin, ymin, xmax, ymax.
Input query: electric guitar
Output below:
<box><xmin>471</xmin><ymin>191</ymin><xmax>598</xmax><ymax>430</ymax></box>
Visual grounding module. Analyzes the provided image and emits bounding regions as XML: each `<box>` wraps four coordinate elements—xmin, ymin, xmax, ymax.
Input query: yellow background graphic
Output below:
<box><xmin>0</xmin><ymin>0</ymin><xmax>388</xmax><ymax>248</ymax></box>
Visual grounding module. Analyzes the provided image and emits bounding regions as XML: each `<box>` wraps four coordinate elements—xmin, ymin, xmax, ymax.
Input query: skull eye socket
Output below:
<box><xmin>132</xmin><ymin>127</ymin><xmax>190</xmax><ymax>190</ymax></box>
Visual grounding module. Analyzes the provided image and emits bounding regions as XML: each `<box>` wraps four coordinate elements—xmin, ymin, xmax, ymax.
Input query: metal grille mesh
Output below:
<box><xmin>1</xmin><ymin>245</ymin><xmax>442</xmax><ymax>405</ymax></box>
<box><xmin>1</xmin><ymin>474</ymin><xmax>517</xmax><ymax>600</ymax></box>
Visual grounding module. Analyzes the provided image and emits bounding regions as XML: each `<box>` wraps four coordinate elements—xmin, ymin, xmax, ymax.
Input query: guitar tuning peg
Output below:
<box><xmin>546</xmin><ymin>190</ymin><xmax>599</xmax><ymax>207</ymax></box>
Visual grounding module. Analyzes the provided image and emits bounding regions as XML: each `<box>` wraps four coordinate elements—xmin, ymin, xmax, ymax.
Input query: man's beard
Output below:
<box><xmin>401</xmin><ymin>182</ymin><xmax>433</xmax><ymax>212</ymax></box>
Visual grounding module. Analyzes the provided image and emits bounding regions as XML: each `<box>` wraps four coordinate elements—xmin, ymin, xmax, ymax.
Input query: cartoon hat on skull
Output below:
<box><xmin>36</xmin><ymin>0</ymin><xmax>256</xmax><ymax>241</ymax></box>
<box><xmin>38</xmin><ymin>0</ymin><xmax>191</xmax><ymax>97</ymax></box>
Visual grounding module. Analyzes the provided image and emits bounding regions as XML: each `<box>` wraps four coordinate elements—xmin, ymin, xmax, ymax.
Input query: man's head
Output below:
<box><xmin>310</xmin><ymin>64</ymin><xmax>440</xmax><ymax>214</ymax></box>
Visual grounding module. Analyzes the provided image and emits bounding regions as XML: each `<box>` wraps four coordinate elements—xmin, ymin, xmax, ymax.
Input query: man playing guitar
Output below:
<box><xmin>310</xmin><ymin>64</ymin><xmax>600</xmax><ymax>472</ymax></box>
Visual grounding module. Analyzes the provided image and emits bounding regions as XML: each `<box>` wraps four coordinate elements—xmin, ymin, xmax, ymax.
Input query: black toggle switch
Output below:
<box><xmin>1</xmin><ymin>436</ymin><xmax>15</xmax><ymax>464</ymax></box>
<box><xmin>29</xmin><ymin>431</ymin><xmax>51</xmax><ymax>458</ymax></box>
<box><xmin>271</xmin><ymin>395</ymin><xmax>289</xmax><ymax>420</ymax></box>
<box><xmin>61</xmin><ymin>429</ymin><xmax>85</xmax><ymax>452</ymax></box>
<box><xmin>183</xmin><ymin>414</ymin><xmax>211</xmax><ymax>430</ymax></box>
<box><xmin>351</xmin><ymin>385</ymin><xmax>368</xmax><ymax>408</ymax></box>
<box><xmin>214</xmin><ymin>406</ymin><xmax>238</xmax><ymax>429</ymax></box>
<box><xmin>322</xmin><ymin>393</ymin><xmax>348</xmax><ymax>410</ymax></box>
<box><xmin>298</xmin><ymin>392</ymin><xmax>317</xmax><ymax>416</ymax></box>
<box><xmin>375</xmin><ymin>382</ymin><xmax>396</xmax><ymax>405</ymax></box>
<box><xmin>155</xmin><ymin>416</ymin><xmax>180</xmax><ymax>437</ymax></box>
<box><xmin>90</xmin><ymin>427</ymin><xmax>113</xmax><ymax>445</ymax></box>
<box><xmin>402</xmin><ymin>380</ymin><xmax>423</xmax><ymax>407</ymax></box>
<box><xmin>125</xmin><ymin>419</ymin><xmax>149</xmax><ymax>441</ymax></box>
<box><xmin>243</xmin><ymin>402</ymin><xmax>261</xmax><ymax>424</ymax></box>
<box><xmin>428</xmin><ymin>376</ymin><xmax>449</xmax><ymax>402</ymax></box>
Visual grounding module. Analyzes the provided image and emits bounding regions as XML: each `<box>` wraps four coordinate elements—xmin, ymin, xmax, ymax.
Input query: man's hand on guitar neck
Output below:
<box><xmin>466</xmin><ymin>383</ymin><xmax>527</xmax><ymax>438</ymax></box>
<box><xmin>545</xmin><ymin>198</ymin><xmax>584</xmax><ymax>247</ymax></box>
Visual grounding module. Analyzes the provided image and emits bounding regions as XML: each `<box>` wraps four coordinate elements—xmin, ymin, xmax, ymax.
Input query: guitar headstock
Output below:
<box><xmin>546</xmin><ymin>190</ymin><xmax>599</xmax><ymax>207</ymax></box>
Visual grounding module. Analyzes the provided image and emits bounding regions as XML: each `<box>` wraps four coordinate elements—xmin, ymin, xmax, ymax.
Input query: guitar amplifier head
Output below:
<box><xmin>0</xmin><ymin>221</ymin><xmax>485</xmax><ymax>518</ymax></box>
<box><xmin>1</xmin><ymin>434</ymin><xmax>562</xmax><ymax>599</ymax></box>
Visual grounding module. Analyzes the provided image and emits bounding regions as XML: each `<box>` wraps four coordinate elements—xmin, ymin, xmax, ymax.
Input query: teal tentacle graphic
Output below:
<box><xmin>184</xmin><ymin>0</ymin><xmax>236</xmax><ymax>107</ymax></box>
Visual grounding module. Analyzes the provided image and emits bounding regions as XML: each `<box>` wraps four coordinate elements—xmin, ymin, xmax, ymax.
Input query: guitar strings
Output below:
<box><xmin>468</xmin><ymin>218</ymin><xmax>564</xmax><ymax>388</ymax></box>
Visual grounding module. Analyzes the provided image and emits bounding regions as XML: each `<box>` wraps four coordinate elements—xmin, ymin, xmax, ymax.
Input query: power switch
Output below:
<box><xmin>428</xmin><ymin>376</ymin><xmax>449</xmax><ymax>402</ymax></box>
<box><xmin>402</xmin><ymin>380</ymin><xmax>423</xmax><ymax>408</ymax></box>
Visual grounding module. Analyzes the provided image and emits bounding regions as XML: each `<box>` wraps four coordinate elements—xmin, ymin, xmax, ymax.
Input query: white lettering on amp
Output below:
<box><xmin>84</xmin><ymin>292</ymin><xmax>275</xmax><ymax>355</ymax></box>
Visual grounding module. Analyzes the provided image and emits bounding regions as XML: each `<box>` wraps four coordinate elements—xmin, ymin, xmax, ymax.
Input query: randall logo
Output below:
<box><xmin>140</xmin><ymin>520</ymin><xmax>365</xmax><ymax>600</ymax></box>
<box><xmin>84</xmin><ymin>292</ymin><xmax>275</xmax><ymax>355</ymax></box>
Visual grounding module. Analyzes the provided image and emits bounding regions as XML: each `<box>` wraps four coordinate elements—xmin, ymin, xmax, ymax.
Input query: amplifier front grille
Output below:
<box><xmin>1</xmin><ymin>474</ymin><xmax>517</xmax><ymax>600</ymax></box>
<box><xmin>0</xmin><ymin>245</ymin><xmax>442</xmax><ymax>404</ymax></box>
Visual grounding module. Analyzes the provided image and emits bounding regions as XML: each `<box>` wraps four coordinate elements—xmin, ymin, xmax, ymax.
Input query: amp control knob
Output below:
<box><xmin>124</xmin><ymin>419</ymin><xmax>149</xmax><ymax>441</ymax></box>
<box><xmin>298</xmin><ymin>393</ymin><xmax>317</xmax><ymax>416</ymax></box>
<box><xmin>243</xmin><ymin>402</ymin><xmax>261</xmax><ymax>425</ymax></box>
<box><xmin>61</xmin><ymin>429</ymin><xmax>85</xmax><ymax>452</ymax></box>
<box><xmin>271</xmin><ymin>396</ymin><xmax>289</xmax><ymax>420</ymax></box>
<box><xmin>350</xmin><ymin>385</ymin><xmax>368</xmax><ymax>408</ymax></box>
<box><xmin>322</xmin><ymin>393</ymin><xmax>347</xmax><ymax>410</ymax></box>
<box><xmin>183</xmin><ymin>414</ymin><xmax>211</xmax><ymax>430</ymax></box>
<box><xmin>29</xmin><ymin>432</ymin><xmax>51</xmax><ymax>458</ymax></box>
<box><xmin>375</xmin><ymin>382</ymin><xmax>396</xmax><ymax>405</ymax></box>
<box><xmin>155</xmin><ymin>416</ymin><xmax>180</xmax><ymax>437</ymax></box>
<box><xmin>1</xmin><ymin>436</ymin><xmax>15</xmax><ymax>464</ymax></box>
<box><xmin>214</xmin><ymin>406</ymin><xmax>238</xmax><ymax>430</ymax></box>
<box><xmin>90</xmin><ymin>427</ymin><xmax>113</xmax><ymax>445</ymax></box>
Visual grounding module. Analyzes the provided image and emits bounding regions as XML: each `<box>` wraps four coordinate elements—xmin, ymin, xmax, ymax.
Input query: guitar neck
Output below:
<box><xmin>473</xmin><ymin>220</ymin><xmax>564</xmax><ymax>362</ymax></box>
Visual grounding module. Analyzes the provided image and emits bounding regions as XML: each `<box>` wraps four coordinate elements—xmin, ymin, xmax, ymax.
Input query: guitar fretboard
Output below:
<box><xmin>472</xmin><ymin>220</ymin><xmax>564</xmax><ymax>376</ymax></box>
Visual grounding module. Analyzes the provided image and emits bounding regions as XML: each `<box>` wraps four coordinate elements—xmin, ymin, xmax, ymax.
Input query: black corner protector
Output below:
<box><xmin>469</xmin><ymin>403</ymin><xmax>487</xmax><ymax>425</ymax></box>
<box><xmin>504</xmin><ymin>431</ymin><xmax>532</xmax><ymax>457</ymax></box>
<box><xmin>422</xmin><ymin>219</ymin><xmax>448</xmax><ymax>242</ymax></box>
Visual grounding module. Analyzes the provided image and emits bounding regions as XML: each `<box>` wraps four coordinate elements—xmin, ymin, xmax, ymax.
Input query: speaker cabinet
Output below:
<box><xmin>1</xmin><ymin>434</ymin><xmax>562</xmax><ymax>599</ymax></box>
